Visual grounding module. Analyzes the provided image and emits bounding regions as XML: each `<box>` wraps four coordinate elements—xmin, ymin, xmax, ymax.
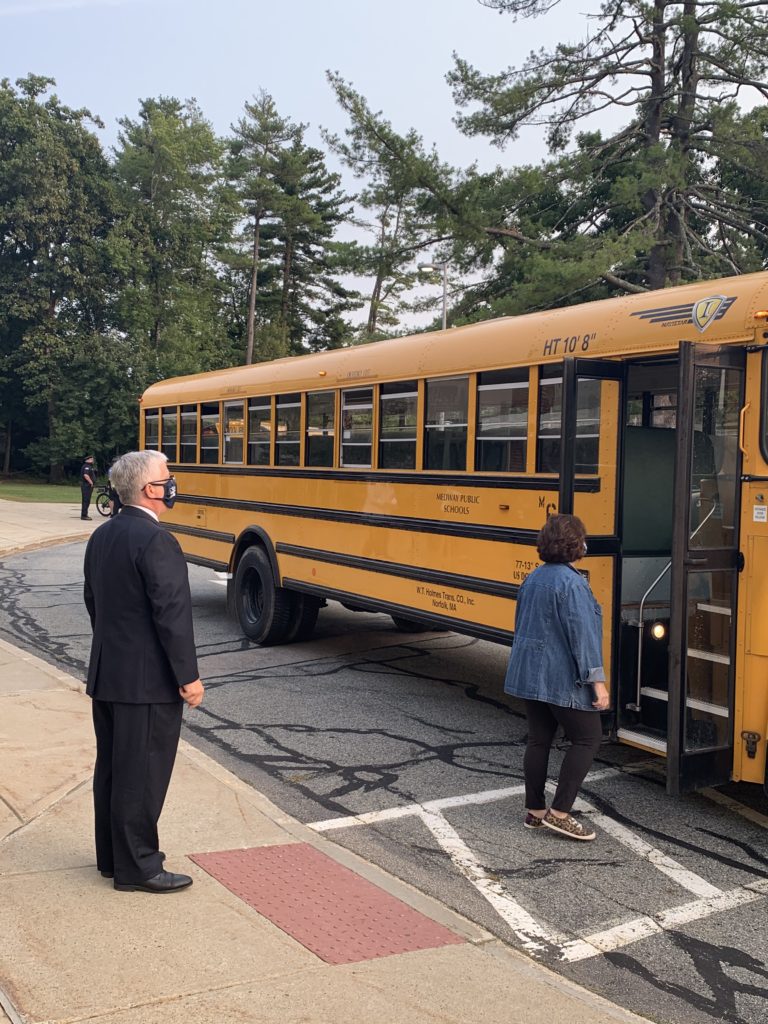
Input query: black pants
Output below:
<box><xmin>80</xmin><ymin>484</ymin><xmax>92</xmax><ymax>518</ymax></box>
<box><xmin>92</xmin><ymin>700</ymin><xmax>183</xmax><ymax>883</ymax></box>
<box><xmin>523</xmin><ymin>699</ymin><xmax>602</xmax><ymax>813</ymax></box>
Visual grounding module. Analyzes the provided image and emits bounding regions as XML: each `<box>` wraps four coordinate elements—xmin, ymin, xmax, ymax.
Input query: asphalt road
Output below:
<box><xmin>2</xmin><ymin>540</ymin><xmax>768</xmax><ymax>1024</ymax></box>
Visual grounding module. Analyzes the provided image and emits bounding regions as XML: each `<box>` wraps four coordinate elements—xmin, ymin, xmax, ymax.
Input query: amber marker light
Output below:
<box><xmin>318</xmin><ymin>370</ymin><xmax>327</xmax><ymax>376</ymax></box>
<box><xmin>754</xmin><ymin>310</ymin><xmax>768</xmax><ymax>319</ymax></box>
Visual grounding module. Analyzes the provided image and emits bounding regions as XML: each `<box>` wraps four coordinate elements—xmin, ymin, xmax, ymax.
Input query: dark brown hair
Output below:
<box><xmin>536</xmin><ymin>514</ymin><xmax>587</xmax><ymax>564</ymax></box>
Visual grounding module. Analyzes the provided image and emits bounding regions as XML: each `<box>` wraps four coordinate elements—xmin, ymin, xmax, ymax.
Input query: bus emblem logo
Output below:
<box><xmin>692</xmin><ymin>295</ymin><xmax>727</xmax><ymax>333</ymax></box>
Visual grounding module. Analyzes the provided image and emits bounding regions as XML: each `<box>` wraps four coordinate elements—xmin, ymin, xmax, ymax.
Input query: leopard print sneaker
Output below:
<box><xmin>542</xmin><ymin>811</ymin><xmax>596</xmax><ymax>841</ymax></box>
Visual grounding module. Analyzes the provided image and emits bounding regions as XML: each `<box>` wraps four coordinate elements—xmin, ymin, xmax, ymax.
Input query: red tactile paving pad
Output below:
<box><xmin>190</xmin><ymin>843</ymin><xmax>464</xmax><ymax>965</ymax></box>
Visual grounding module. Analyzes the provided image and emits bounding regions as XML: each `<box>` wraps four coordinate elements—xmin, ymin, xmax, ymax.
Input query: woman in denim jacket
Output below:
<box><xmin>504</xmin><ymin>514</ymin><xmax>609</xmax><ymax>841</ymax></box>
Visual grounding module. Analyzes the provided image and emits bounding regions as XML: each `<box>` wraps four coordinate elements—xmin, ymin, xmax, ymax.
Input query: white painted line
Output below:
<box><xmin>701</xmin><ymin>787</ymin><xmax>768</xmax><ymax>830</ymax></box>
<box><xmin>564</xmin><ymin>879</ymin><xmax>768</xmax><ymax>963</ymax></box>
<box><xmin>307</xmin><ymin>768</ymin><xmax>620</xmax><ymax>833</ymax></box>
<box><xmin>572</xmin><ymin>793</ymin><xmax>722</xmax><ymax>898</ymax></box>
<box><xmin>563</xmin><ymin>917</ymin><xmax>663</xmax><ymax>961</ymax></box>
<box><xmin>417</xmin><ymin>807</ymin><xmax>589</xmax><ymax>958</ymax></box>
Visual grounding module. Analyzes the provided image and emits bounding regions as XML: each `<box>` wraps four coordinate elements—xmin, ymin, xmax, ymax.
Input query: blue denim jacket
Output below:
<box><xmin>504</xmin><ymin>562</ymin><xmax>605</xmax><ymax>711</ymax></box>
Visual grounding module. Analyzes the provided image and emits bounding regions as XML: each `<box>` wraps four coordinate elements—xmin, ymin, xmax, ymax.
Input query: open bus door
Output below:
<box><xmin>667</xmin><ymin>342</ymin><xmax>746</xmax><ymax>794</ymax></box>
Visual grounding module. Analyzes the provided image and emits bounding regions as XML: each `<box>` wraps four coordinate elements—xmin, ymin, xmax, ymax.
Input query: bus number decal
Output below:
<box><xmin>542</xmin><ymin>332</ymin><xmax>596</xmax><ymax>357</ymax></box>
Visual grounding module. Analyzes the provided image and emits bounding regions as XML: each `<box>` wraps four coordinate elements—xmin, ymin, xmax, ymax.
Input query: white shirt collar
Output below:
<box><xmin>126</xmin><ymin>504</ymin><xmax>159</xmax><ymax>522</ymax></box>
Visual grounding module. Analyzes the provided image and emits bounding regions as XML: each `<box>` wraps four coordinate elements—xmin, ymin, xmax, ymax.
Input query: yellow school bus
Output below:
<box><xmin>140</xmin><ymin>270</ymin><xmax>768</xmax><ymax>795</ymax></box>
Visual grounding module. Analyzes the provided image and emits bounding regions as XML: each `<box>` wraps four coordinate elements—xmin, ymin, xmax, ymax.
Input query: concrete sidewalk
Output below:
<box><xmin>0</xmin><ymin>502</ymin><xmax>651</xmax><ymax>1024</ymax></box>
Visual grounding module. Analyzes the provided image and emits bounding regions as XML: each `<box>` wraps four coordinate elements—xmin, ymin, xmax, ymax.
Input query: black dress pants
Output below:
<box><xmin>523</xmin><ymin>699</ymin><xmax>603</xmax><ymax>813</ymax></box>
<box><xmin>92</xmin><ymin>699</ymin><xmax>183</xmax><ymax>883</ymax></box>
<box><xmin>80</xmin><ymin>484</ymin><xmax>92</xmax><ymax>518</ymax></box>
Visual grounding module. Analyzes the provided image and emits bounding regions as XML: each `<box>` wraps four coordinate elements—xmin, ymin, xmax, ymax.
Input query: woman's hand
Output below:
<box><xmin>592</xmin><ymin>682</ymin><xmax>609</xmax><ymax>710</ymax></box>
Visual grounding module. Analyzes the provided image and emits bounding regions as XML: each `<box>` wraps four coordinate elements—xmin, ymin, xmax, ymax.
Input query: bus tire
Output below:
<box><xmin>234</xmin><ymin>546</ymin><xmax>292</xmax><ymax>645</ymax></box>
<box><xmin>284</xmin><ymin>592</ymin><xmax>321</xmax><ymax>643</ymax></box>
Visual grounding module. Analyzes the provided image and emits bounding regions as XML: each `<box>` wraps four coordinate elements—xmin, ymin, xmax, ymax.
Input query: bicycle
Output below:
<box><xmin>95</xmin><ymin>484</ymin><xmax>112</xmax><ymax>518</ymax></box>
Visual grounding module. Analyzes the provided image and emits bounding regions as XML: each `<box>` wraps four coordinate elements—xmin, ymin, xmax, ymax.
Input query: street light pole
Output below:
<box><xmin>418</xmin><ymin>261</ymin><xmax>448</xmax><ymax>331</ymax></box>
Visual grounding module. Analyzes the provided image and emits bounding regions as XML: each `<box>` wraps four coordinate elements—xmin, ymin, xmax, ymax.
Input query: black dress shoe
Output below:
<box><xmin>100</xmin><ymin>870</ymin><xmax>114</xmax><ymax>879</ymax></box>
<box><xmin>114</xmin><ymin>870</ymin><xmax>192</xmax><ymax>893</ymax></box>
<box><xmin>81</xmin><ymin>516</ymin><xmax>92</xmax><ymax>521</ymax></box>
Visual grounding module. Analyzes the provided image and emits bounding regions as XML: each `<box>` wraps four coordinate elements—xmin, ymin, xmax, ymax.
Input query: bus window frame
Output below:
<box><xmin>474</xmin><ymin>368</ymin><xmax>530</xmax><ymax>475</ymax></box>
<box><xmin>275</xmin><ymin>392</ymin><xmax>302</xmax><ymax>468</ymax></box>
<box><xmin>223</xmin><ymin>400</ymin><xmax>246</xmax><ymax>465</ymax></box>
<box><xmin>200</xmin><ymin>401</ymin><xmax>221</xmax><ymax>465</ymax></box>
<box><xmin>144</xmin><ymin>408</ymin><xmax>160</xmax><ymax>452</ymax></box>
<box><xmin>378</xmin><ymin>379</ymin><xmax>419</xmax><ymax>471</ymax></box>
<box><xmin>306</xmin><ymin>389</ymin><xmax>336</xmax><ymax>469</ymax></box>
<box><xmin>161</xmin><ymin>406</ymin><xmax>179</xmax><ymax>463</ymax></box>
<box><xmin>423</xmin><ymin>374</ymin><xmax>470</xmax><ymax>472</ymax></box>
<box><xmin>179</xmin><ymin>404</ymin><xmax>198</xmax><ymax>464</ymax></box>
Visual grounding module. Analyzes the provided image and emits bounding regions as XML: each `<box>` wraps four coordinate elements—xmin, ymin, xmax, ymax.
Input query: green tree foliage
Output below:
<box><xmin>449</xmin><ymin>0</ymin><xmax>768</xmax><ymax>300</ymax></box>
<box><xmin>113</xmin><ymin>97</ymin><xmax>236</xmax><ymax>382</ymax></box>
<box><xmin>226</xmin><ymin>95</ymin><xmax>359</xmax><ymax>356</ymax></box>
<box><xmin>227</xmin><ymin>92</ymin><xmax>300</xmax><ymax>364</ymax></box>
<box><xmin>325</xmin><ymin>74</ymin><xmax>448</xmax><ymax>340</ymax></box>
<box><xmin>0</xmin><ymin>75</ymin><xmax>122</xmax><ymax>479</ymax></box>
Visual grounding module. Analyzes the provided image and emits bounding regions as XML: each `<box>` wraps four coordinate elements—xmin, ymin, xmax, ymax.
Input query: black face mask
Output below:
<box><xmin>145</xmin><ymin>476</ymin><xmax>177</xmax><ymax>509</ymax></box>
<box><xmin>160</xmin><ymin>477</ymin><xmax>177</xmax><ymax>509</ymax></box>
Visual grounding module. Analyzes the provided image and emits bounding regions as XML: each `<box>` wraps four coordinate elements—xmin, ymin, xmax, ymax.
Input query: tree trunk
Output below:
<box><xmin>644</xmin><ymin>0</ymin><xmax>669</xmax><ymax>290</ymax></box>
<box><xmin>47</xmin><ymin>398</ymin><xmax>64</xmax><ymax>483</ymax></box>
<box><xmin>2</xmin><ymin>419</ymin><xmax>11</xmax><ymax>476</ymax></box>
<box><xmin>665</xmin><ymin>0</ymin><xmax>700</xmax><ymax>286</ymax></box>
<box><xmin>245</xmin><ymin>215</ymin><xmax>261</xmax><ymax>365</ymax></box>
<box><xmin>280</xmin><ymin>238</ymin><xmax>293</xmax><ymax>332</ymax></box>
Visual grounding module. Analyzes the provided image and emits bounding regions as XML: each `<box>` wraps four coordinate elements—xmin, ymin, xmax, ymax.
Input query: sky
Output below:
<box><xmin>0</xmin><ymin>0</ymin><xmax>605</xmax><ymax>168</ymax></box>
<box><xmin>0</xmin><ymin>0</ymin><xmax>607</xmax><ymax>327</ymax></box>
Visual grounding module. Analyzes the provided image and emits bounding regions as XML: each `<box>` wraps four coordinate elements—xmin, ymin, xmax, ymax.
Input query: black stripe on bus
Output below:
<box><xmin>169</xmin><ymin>463</ymin><xmax>601</xmax><ymax>493</ymax></box>
<box><xmin>173</xmin><ymin>495</ymin><xmax>541</xmax><ymax>544</ymax></box>
<box><xmin>184</xmin><ymin>554</ymin><xmax>229</xmax><ymax>572</ymax></box>
<box><xmin>276</xmin><ymin>543</ymin><xmax>521</xmax><ymax>600</ymax></box>
<box><xmin>282</xmin><ymin>578</ymin><xmax>515</xmax><ymax>646</ymax></box>
<box><xmin>163</xmin><ymin>523</ymin><xmax>235</xmax><ymax>544</ymax></box>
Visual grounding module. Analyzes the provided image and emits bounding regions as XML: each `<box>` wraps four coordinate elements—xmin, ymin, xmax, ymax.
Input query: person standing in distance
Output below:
<box><xmin>79</xmin><ymin>454</ymin><xmax>97</xmax><ymax>520</ymax></box>
<box><xmin>83</xmin><ymin>450</ymin><xmax>204</xmax><ymax>892</ymax></box>
<box><xmin>505</xmin><ymin>514</ymin><xmax>609</xmax><ymax>841</ymax></box>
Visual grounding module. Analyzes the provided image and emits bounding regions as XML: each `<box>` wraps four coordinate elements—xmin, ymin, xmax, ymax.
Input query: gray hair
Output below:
<box><xmin>110</xmin><ymin>450</ymin><xmax>168</xmax><ymax>504</ymax></box>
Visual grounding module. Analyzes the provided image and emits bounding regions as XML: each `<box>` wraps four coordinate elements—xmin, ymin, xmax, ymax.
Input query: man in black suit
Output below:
<box><xmin>83</xmin><ymin>450</ymin><xmax>204</xmax><ymax>894</ymax></box>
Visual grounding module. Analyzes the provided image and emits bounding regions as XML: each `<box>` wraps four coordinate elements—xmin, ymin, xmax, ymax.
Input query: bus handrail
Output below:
<box><xmin>626</xmin><ymin>497</ymin><xmax>718</xmax><ymax>713</ymax></box>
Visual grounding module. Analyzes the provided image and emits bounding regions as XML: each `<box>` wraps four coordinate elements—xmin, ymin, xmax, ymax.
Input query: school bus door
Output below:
<box><xmin>666</xmin><ymin>342</ymin><xmax>745</xmax><ymax>794</ymax></box>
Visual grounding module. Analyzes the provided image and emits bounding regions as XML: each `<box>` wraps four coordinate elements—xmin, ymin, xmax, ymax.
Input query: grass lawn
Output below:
<box><xmin>0</xmin><ymin>480</ymin><xmax>84</xmax><ymax>503</ymax></box>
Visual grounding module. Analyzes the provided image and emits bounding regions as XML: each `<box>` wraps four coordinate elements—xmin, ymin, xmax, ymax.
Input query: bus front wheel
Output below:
<box><xmin>234</xmin><ymin>547</ymin><xmax>292</xmax><ymax>645</ymax></box>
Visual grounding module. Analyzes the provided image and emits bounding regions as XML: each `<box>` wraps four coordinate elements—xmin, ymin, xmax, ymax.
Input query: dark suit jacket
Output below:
<box><xmin>83</xmin><ymin>506</ymin><xmax>199</xmax><ymax>702</ymax></box>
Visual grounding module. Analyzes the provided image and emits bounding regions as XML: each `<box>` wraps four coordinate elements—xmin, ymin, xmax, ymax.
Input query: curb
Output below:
<box><xmin>0</xmin><ymin>532</ymin><xmax>95</xmax><ymax>561</ymax></box>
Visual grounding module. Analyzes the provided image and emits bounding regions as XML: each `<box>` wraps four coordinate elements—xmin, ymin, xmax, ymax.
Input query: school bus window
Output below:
<box><xmin>200</xmin><ymin>402</ymin><xmax>220</xmax><ymax>464</ymax></box>
<box><xmin>379</xmin><ymin>380</ymin><xmax>417</xmax><ymax>470</ymax></box>
<box><xmin>161</xmin><ymin>408</ymin><xmax>178</xmax><ymax>461</ymax></box>
<box><xmin>476</xmin><ymin>369</ymin><xmax>528</xmax><ymax>473</ymax></box>
<box><xmin>248</xmin><ymin>398</ymin><xmax>271</xmax><ymax>465</ymax></box>
<box><xmin>341</xmin><ymin>388</ymin><xmax>373</xmax><ymax>467</ymax></box>
<box><xmin>276</xmin><ymin>393</ymin><xmax>301</xmax><ymax>466</ymax></box>
<box><xmin>425</xmin><ymin>377</ymin><xmax>468</xmax><ymax>471</ymax></box>
<box><xmin>179</xmin><ymin>405</ymin><xmax>197</xmax><ymax>463</ymax></box>
<box><xmin>537</xmin><ymin>370</ymin><xmax>600</xmax><ymax>474</ymax></box>
<box><xmin>223</xmin><ymin>401</ymin><xmax>245</xmax><ymax>464</ymax></box>
<box><xmin>144</xmin><ymin>410</ymin><xmax>159</xmax><ymax>451</ymax></box>
<box><xmin>306</xmin><ymin>391</ymin><xmax>335</xmax><ymax>467</ymax></box>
